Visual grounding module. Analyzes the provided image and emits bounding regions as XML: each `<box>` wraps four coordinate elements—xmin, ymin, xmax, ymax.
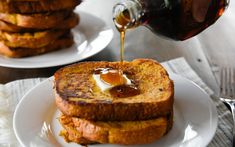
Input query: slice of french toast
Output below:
<box><xmin>0</xmin><ymin>0</ymin><xmax>81</xmax><ymax>14</ymax></box>
<box><xmin>0</xmin><ymin>29</ymin><xmax>68</xmax><ymax>48</ymax></box>
<box><xmin>0</xmin><ymin>13</ymin><xmax>79</xmax><ymax>33</ymax></box>
<box><xmin>0</xmin><ymin>34</ymin><xmax>73</xmax><ymax>58</ymax></box>
<box><xmin>59</xmin><ymin>115</ymin><xmax>96</xmax><ymax>145</ymax></box>
<box><xmin>59</xmin><ymin>112</ymin><xmax>173</xmax><ymax>145</ymax></box>
<box><xmin>54</xmin><ymin>59</ymin><xmax>174</xmax><ymax>121</ymax></box>
<box><xmin>0</xmin><ymin>10</ymin><xmax>71</xmax><ymax>29</ymax></box>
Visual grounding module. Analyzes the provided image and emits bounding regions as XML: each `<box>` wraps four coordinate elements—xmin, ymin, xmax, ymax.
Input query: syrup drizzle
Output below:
<box><xmin>100</xmin><ymin>69</ymin><xmax>127</xmax><ymax>86</ymax></box>
<box><xmin>109</xmin><ymin>84</ymin><xmax>140</xmax><ymax>98</ymax></box>
<box><xmin>115</xmin><ymin>9</ymin><xmax>130</xmax><ymax>63</ymax></box>
<box><xmin>94</xmin><ymin>68</ymin><xmax>140</xmax><ymax>98</ymax></box>
<box><xmin>120</xmin><ymin>30</ymin><xmax>125</xmax><ymax>63</ymax></box>
<box><xmin>93</xmin><ymin>9</ymin><xmax>140</xmax><ymax>98</ymax></box>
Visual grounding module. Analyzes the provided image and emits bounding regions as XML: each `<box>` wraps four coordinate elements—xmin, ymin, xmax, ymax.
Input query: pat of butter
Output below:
<box><xmin>93</xmin><ymin>74</ymin><xmax>131</xmax><ymax>91</ymax></box>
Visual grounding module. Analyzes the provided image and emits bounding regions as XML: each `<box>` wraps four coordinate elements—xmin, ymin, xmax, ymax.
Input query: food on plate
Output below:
<box><xmin>0</xmin><ymin>11</ymin><xmax>72</xmax><ymax>29</ymax></box>
<box><xmin>59</xmin><ymin>115</ymin><xmax>96</xmax><ymax>145</ymax></box>
<box><xmin>0</xmin><ymin>0</ymin><xmax>81</xmax><ymax>14</ymax></box>
<box><xmin>54</xmin><ymin>59</ymin><xmax>174</xmax><ymax>145</ymax></box>
<box><xmin>0</xmin><ymin>13</ymin><xmax>79</xmax><ymax>32</ymax></box>
<box><xmin>0</xmin><ymin>30</ymin><xmax>68</xmax><ymax>48</ymax></box>
<box><xmin>59</xmin><ymin>112</ymin><xmax>173</xmax><ymax>145</ymax></box>
<box><xmin>0</xmin><ymin>0</ymin><xmax>81</xmax><ymax>58</ymax></box>
<box><xmin>0</xmin><ymin>34</ymin><xmax>73</xmax><ymax>58</ymax></box>
<box><xmin>54</xmin><ymin>59</ymin><xmax>174</xmax><ymax>121</ymax></box>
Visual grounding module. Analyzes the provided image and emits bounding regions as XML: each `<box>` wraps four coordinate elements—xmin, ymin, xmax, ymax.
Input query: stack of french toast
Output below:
<box><xmin>0</xmin><ymin>0</ymin><xmax>81</xmax><ymax>58</ymax></box>
<box><xmin>54</xmin><ymin>59</ymin><xmax>174</xmax><ymax>145</ymax></box>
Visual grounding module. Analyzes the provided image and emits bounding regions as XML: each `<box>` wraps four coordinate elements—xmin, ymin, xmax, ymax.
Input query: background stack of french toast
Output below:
<box><xmin>0</xmin><ymin>0</ymin><xmax>81</xmax><ymax>58</ymax></box>
<box><xmin>54</xmin><ymin>59</ymin><xmax>174</xmax><ymax>145</ymax></box>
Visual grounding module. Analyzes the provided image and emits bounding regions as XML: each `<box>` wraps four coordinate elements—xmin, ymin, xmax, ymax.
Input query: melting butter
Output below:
<box><xmin>93</xmin><ymin>74</ymin><xmax>131</xmax><ymax>91</ymax></box>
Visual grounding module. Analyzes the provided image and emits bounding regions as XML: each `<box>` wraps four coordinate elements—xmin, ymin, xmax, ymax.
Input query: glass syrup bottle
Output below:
<box><xmin>113</xmin><ymin>0</ymin><xmax>229</xmax><ymax>40</ymax></box>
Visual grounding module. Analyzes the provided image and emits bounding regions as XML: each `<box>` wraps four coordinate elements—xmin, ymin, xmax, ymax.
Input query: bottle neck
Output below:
<box><xmin>113</xmin><ymin>0</ymin><xmax>144</xmax><ymax>31</ymax></box>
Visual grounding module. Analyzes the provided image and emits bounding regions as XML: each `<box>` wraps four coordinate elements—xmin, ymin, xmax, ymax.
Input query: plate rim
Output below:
<box><xmin>13</xmin><ymin>73</ymin><xmax>218</xmax><ymax>147</ymax></box>
<box><xmin>13</xmin><ymin>78</ymin><xmax>48</xmax><ymax>147</ymax></box>
<box><xmin>169</xmin><ymin>73</ymin><xmax>218</xmax><ymax>146</ymax></box>
<box><xmin>0</xmin><ymin>11</ymin><xmax>113</xmax><ymax>69</ymax></box>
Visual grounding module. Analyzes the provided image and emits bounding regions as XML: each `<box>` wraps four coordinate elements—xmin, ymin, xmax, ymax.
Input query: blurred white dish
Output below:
<box><xmin>0</xmin><ymin>11</ymin><xmax>113</xmax><ymax>68</ymax></box>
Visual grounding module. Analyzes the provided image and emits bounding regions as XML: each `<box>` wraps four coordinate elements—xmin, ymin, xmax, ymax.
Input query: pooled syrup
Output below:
<box><xmin>94</xmin><ymin>68</ymin><xmax>140</xmax><ymax>98</ymax></box>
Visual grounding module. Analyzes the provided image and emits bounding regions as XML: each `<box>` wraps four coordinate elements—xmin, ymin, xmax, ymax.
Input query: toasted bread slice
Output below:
<box><xmin>0</xmin><ymin>0</ymin><xmax>81</xmax><ymax>14</ymax></box>
<box><xmin>54</xmin><ymin>59</ymin><xmax>174</xmax><ymax>121</ymax></box>
<box><xmin>0</xmin><ymin>34</ymin><xmax>73</xmax><ymax>58</ymax></box>
<box><xmin>0</xmin><ymin>13</ymin><xmax>79</xmax><ymax>33</ymax></box>
<box><xmin>59</xmin><ymin>112</ymin><xmax>173</xmax><ymax>145</ymax></box>
<box><xmin>59</xmin><ymin>115</ymin><xmax>96</xmax><ymax>145</ymax></box>
<box><xmin>0</xmin><ymin>10</ymin><xmax>71</xmax><ymax>29</ymax></box>
<box><xmin>0</xmin><ymin>30</ymin><xmax>68</xmax><ymax>48</ymax></box>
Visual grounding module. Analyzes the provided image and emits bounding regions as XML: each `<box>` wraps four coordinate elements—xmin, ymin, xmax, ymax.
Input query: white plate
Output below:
<box><xmin>0</xmin><ymin>10</ymin><xmax>113</xmax><ymax>68</ymax></box>
<box><xmin>13</xmin><ymin>73</ymin><xmax>218</xmax><ymax>147</ymax></box>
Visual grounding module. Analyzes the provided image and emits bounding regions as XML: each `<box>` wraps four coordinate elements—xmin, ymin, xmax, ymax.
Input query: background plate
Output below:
<box><xmin>0</xmin><ymin>10</ymin><xmax>113</xmax><ymax>68</ymax></box>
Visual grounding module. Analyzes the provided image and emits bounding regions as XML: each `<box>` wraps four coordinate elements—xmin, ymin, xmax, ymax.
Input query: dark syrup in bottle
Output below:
<box><xmin>113</xmin><ymin>0</ymin><xmax>229</xmax><ymax>40</ymax></box>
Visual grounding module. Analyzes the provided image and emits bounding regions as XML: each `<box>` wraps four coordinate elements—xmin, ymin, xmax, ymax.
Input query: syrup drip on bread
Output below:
<box><xmin>93</xmin><ymin>68</ymin><xmax>140</xmax><ymax>98</ymax></box>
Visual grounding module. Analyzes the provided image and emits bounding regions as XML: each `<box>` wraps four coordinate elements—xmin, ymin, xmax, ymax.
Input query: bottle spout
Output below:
<box><xmin>113</xmin><ymin>1</ymin><xmax>143</xmax><ymax>31</ymax></box>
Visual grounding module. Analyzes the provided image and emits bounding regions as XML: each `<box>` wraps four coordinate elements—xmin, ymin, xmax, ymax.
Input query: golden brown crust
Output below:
<box><xmin>166</xmin><ymin>110</ymin><xmax>173</xmax><ymax>133</ymax></box>
<box><xmin>0</xmin><ymin>13</ymin><xmax>79</xmax><ymax>33</ymax></box>
<box><xmin>0</xmin><ymin>10</ymin><xmax>72</xmax><ymax>29</ymax></box>
<box><xmin>54</xmin><ymin>59</ymin><xmax>174</xmax><ymax>121</ymax></box>
<box><xmin>59</xmin><ymin>113</ymin><xmax>173</xmax><ymax>145</ymax></box>
<box><xmin>0</xmin><ymin>0</ymin><xmax>81</xmax><ymax>14</ymax></box>
<box><xmin>59</xmin><ymin>115</ymin><xmax>95</xmax><ymax>145</ymax></box>
<box><xmin>0</xmin><ymin>30</ymin><xmax>68</xmax><ymax>48</ymax></box>
<box><xmin>0</xmin><ymin>34</ymin><xmax>74</xmax><ymax>58</ymax></box>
